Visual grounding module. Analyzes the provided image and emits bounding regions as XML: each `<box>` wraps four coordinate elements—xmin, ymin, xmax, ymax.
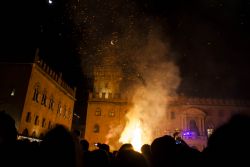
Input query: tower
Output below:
<box><xmin>84</xmin><ymin>45</ymin><xmax>128</xmax><ymax>150</ymax></box>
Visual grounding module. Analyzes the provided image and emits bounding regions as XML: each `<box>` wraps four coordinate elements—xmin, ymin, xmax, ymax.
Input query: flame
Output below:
<box><xmin>116</xmin><ymin>31</ymin><xmax>181</xmax><ymax>152</ymax></box>
<box><xmin>131</xmin><ymin>121</ymin><xmax>142</xmax><ymax>152</ymax></box>
<box><xmin>119</xmin><ymin>119</ymin><xmax>143</xmax><ymax>152</ymax></box>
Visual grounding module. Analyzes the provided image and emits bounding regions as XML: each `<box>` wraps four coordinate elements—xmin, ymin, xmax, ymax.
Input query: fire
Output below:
<box><xmin>131</xmin><ymin>121</ymin><xmax>142</xmax><ymax>152</ymax></box>
<box><xmin>119</xmin><ymin>119</ymin><xmax>143</xmax><ymax>152</ymax></box>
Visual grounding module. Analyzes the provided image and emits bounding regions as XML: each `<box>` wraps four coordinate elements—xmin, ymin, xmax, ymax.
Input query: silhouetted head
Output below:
<box><xmin>41</xmin><ymin>125</ymin><xmax>73</xmax><ymax>145</ymax></box>
<box><xmin>205</xmin><ymin>114</ymin><xmax>250</xmax><ymax>165</ymax></box>
<box><xmin>115</xmin><ymin>149</ymin><xmax>148</xmax><ymax>167</ymax></box>
<box><xmin>40</xmin><ymin>125</ymin><xmax>75</xmax><ymax>167</ymax></box>
<box><xmin>141</xmin><ymin>144</ymin><xmax>151</xmax><ymax>155</ymax></box>
<box><xmin>90</xmin><ymin>149</ymin><xmax>110</xmax><ymax>167</ymax></box>
<box><xmin>80</xmin><ymin>139</ymin><xmax>89</xmax><ymax>151</ymax></box>
<box><xmin>0</xmin><ymin>111</ymin><xmax>17</xmax><ymax>145</ymax></box>
<box><xmin>151</xmin><ymin>135</ymin><xmax>176</xmax><ymax>167</ymax></box>
<box><xmin>119</xmin><ymin>143</ymin><xmax>134</xmax><ymax>152</ymax></box>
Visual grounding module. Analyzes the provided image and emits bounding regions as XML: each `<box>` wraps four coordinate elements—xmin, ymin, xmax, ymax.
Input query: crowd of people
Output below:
<box><xmin>1</xmin><ymin>110</ymin><xmax>250</xmax><ymax>167</ymax></box>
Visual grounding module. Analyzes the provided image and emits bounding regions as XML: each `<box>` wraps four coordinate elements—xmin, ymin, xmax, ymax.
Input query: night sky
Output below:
<box><xmin>1</xmin><ymin>0</ymin><xmax>250</xmax><ymax>101</ymax></box>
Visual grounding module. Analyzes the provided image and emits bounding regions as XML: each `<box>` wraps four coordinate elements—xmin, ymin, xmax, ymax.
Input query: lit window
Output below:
<box><xmin>95</xmin><ymin>107</ymin><xmax>101</xmax><ymax>116</ymax></box>
<box><xmin>93</xmin><ymin>124</ymin><xmax>100</xmax><ymax>133</ymax></box>
<box><xmin>109</xmin><ymin>111</ymin><xmax>115</xmax><ymax>117</ymax></box>
<box><xmin>57</xmin><ymin>101</ymin><xmax>62</xmax><ymax>115</ymax></box>
<box><xmin>26</xmin><ymin>112</ymin><xmax>31</xmax><ymax>123</ymax></box>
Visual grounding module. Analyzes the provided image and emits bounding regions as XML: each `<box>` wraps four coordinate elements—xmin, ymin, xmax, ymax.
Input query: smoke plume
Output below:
<box><xmin>118</xmin><ymin>29</ymin><xmax>181</xmax><ymax>148</ymax></box>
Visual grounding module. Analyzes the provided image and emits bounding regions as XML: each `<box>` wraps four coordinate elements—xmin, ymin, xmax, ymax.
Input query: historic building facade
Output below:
<box><xmin>0</xmin><ymin>55</ymin><xmax>76</xmax><ymax>138</ymax></box>
<box><xmin>84</xmin><ymin>54</ymin><xmax>250</xmax><ymax>151</ymax></box>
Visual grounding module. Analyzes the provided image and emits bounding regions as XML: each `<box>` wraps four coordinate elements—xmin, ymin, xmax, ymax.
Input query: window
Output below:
<box><xmin>34</xmin><ymin>116</ymin><xmax>39</xmax><ymax>125</ymax></box>
<box><xmin>26</xmin><ymin>112</ymin><xmax>31</xmax><ymax>123</ymax></box>
<box><xmin>41</xmin><ymin>89</ymin><xmax>47</xmax><ymax>106</ymax></box>
<box><xmin>32</xmin><ymin>83</ymin><xmax>40</xmax><ymax>102</ymax></box>
<box><xmin>93</xmin><ymin>124</ymin><xmax>100</xmax><ymax>133</ymax></box>
<box><xmin>57</xmin><ymin>101</ymin><xmax>62</xmax><ymax>115</ymax></box>
<box><xmin>109</xmin><ymin>111</ymin><xmax>115</xmax><ymax>117</ymax></box>
<box><xmin>48</xmin><ymin>121</ymin><xmax>52</xmax><ymax>129</ymax></box>
<box><xmin>207</xmin><ymin>128</ymin><xmax>214</xmax><ymax>138</ymax></box>
<box><xmin>95</xmin><ymin>107</ymin><xmax>101</xmax><ymax>116</ymax></box>
<box><xmin>42</xmin><ymin>118</ymin><xmax>46</xmax><ymax>128</ymax></box>
<box><xmin>48</xmin><ymin>95</ymin><xmax>54</xmax><ymax>110</ymax></box>
<box><xmin>102</xmin><ymin>92</ymin><xmax>105</xmax><ymax>98</ymax></box>
<box><xmin>170</xmin><ymin>112</ymin><xmax>175</xmax><ymax>119</ymax></box>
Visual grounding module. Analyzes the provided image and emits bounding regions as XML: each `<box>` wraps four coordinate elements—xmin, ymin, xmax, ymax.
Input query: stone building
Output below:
<box><xmin>84</xmin><ymin>53</ymin><xmax>250</xmax><ymax>151</ymax></box>
<box><xmin>0</xmin><ymin>55</ymin><xmax>76</xmax><ymax>139</ymax></box>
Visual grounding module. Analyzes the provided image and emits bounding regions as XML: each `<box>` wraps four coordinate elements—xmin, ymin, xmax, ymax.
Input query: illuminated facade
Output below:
<box><xmin>0</xmin><ymin>55</ymin><xmax>76</xmax><ymax>138</ymax></box>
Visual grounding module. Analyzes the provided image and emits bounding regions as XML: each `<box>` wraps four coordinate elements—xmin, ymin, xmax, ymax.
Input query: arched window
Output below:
<box><xmin>48</xmin><ymin>95</ymin><xmax>54</xmax><ymax>110</ymax></box>
<box><xmin>25</xmin><ymin>112</ymin><xmax>31</xmax><ymax>123</ymax></box>
<box><xmin>42</xmin><ymin>118</ymin><xmax>46</xmax><ymax>128</ymax></box>
<box><xmin>32</xmin><ymin>82</ymin><xmax>40</xmax><ymax>102</ymax></box>
<box><xmin>57</xmin><ymin>101</ymin><xmax>62</xmax><ymax>115</ymax></box>
<box><xmin>93</xmin><ymin>124</ymin><xmax>100</xmax><ymax>133</ymax></box>
<box><xmin>34</xmin><ymin>116</ymin><xmax>39</xmax><ymax>125</ymax></box>
<box><xmin>41</xmin><ymin>89</ymin><xmax>47</xmax><ymax>106</ymax></box>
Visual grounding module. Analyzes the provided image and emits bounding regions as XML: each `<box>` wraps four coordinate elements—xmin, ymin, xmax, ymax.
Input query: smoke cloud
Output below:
<box><xmin>118</xmin><ymin>29</ymin><xmax>181</xmax><ymax>147</ymax></box>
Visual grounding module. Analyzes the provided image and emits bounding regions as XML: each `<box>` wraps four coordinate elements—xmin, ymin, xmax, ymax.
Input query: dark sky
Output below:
<box><xmin>1</xmin><ymin>0</ymin><xmax>250</xmax><ymax>100</ymax></box>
